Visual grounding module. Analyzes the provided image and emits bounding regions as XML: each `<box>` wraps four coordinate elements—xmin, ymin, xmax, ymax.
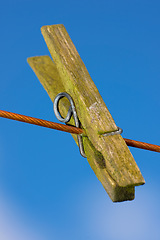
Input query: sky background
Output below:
<box><xmin>0</xmin><ymin>0</ymin><xmax>160</xmax><ymax>239</ymax></box>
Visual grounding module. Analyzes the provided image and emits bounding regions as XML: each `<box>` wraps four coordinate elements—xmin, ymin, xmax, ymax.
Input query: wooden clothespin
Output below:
<box><xmin>27</xmin><ymin>24</ymin><xmax>145</xmax><ymax>202</ymax></box>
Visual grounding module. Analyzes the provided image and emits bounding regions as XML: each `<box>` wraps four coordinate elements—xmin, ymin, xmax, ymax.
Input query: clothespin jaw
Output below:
<box><xmin>28</xmin><ymin>24</ymin><xmax>145</xmax><ymax>202</ymax></box>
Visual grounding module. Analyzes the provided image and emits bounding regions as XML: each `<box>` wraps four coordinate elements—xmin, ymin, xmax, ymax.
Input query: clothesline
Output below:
<box><xmin>0</xmin><ymin>109</ymin><xmax>159</xmax><ymax>153</ymax></box>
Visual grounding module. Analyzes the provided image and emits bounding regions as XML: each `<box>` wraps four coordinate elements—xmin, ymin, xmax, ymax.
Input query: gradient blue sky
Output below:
<box><xmin>0</xmin><ymin>0</ymin><xmax>160</xmax><ymax>239</ymax></box>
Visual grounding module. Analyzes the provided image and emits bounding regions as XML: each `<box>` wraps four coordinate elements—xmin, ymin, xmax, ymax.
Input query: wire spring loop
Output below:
<box><xmin>102</xmin><ymin>127</ymin><xmax>123</xmax><ymax>137</ymax></box>
<box><xmin>53</xmin><ymin>92</ymin><xmax>87</xmax><ymax>158</ymax></box>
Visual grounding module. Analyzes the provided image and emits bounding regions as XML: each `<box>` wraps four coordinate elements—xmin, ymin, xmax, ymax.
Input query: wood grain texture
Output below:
<box><xmin>27</xmin><ymin>56</ymin><xmax>135</xmax><ymax>202</ymax></box>
<box><xmin>28</xmin><ymin>24</ymin><xmax>145</xmax><ymax>201</ymax></box>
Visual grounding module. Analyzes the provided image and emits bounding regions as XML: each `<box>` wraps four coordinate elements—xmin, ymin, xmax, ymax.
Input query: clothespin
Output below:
<box><xmin>27</xmin><ymin>24</ymin><xmax>145</xmax><ymax>202</ymax></box>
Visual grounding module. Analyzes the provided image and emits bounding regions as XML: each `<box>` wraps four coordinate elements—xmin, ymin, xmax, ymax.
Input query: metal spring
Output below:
<box><xmin>53</xmin><ymin>92</ymin><xmax>87</xmax><ymax>158</ymax></box>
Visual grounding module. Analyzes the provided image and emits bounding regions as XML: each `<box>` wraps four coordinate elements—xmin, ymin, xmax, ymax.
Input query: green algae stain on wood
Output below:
<box><xmin>27</xmin><ymin>56</ymin><xmax>135</xmax><ymax>202</ymax></box>
<box><xmin>27</xmin><ymin>24</ymin><xmax>145</xmax><ymax>202</ymax></box>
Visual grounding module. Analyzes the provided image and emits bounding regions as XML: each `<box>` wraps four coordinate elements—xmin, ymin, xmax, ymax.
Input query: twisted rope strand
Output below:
<box><xmin>0</xmin><ymin>109</ymin><xmax>160</xmax><ymax>153</ymax></box>
<box><xmin>0</xmin><ymin>110</ymin><xmax>83</xmax><ymax>135</ymax></box>
<box><xmin>124</xmin><ymin>138</ymin><xmax>160</xmax><ymax>153</ymax></box>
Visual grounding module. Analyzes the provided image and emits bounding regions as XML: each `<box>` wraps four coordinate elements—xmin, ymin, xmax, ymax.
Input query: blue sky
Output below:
<box><xmin>0</xmin><ymin>0</ymin><xmax>160</xmax><ymax>239</ymax></box>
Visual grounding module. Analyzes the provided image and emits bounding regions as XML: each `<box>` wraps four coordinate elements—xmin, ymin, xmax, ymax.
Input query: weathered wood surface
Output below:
<box><xmin>27</xmin><ymin>24</ymin><xmax>145</xmax><ymax>202</ymax></box>
<box><xmin>27</xmin><ymin>56</ymin><xmax>135</xmax><ymax>202</ymax></box>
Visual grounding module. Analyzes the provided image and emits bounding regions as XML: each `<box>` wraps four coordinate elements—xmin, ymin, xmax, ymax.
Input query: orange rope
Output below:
<box><xmin>0</xmin><ymin>110</ymin><xmax>83</xmax><ymax>135</ymax></box>
<box><xmin>124</xmin><ymin>138</ymin><xmax>160</xmax><ymax>153</ymax></box>
<box><xmin>0</xmin><ymin>109</ymin><xmax>160</xmax><ymax>153</ymax></box>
